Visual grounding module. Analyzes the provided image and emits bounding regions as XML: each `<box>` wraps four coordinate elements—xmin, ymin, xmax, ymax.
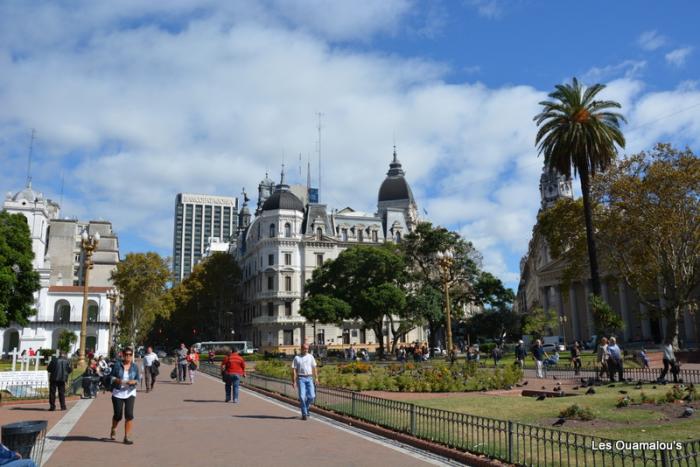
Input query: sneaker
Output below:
<box><xmin>301</xmin><ymin>415</ymin><xmax>307</xmax><ymax>420</ymax></box>
<box><xmin>233</xmin><ymin>399</ymin><xmax>239</xmax><ymax>404</ymax></box>
<box><xmin>225</xmin><ymin>399</ymin><xmax>231</xmax><ymax>403</ymax></box>
<box><xmin>110</xmin><ymin>428</ymin><xmax>116</xmax><ymax>440</ymax></box>
<box><xmin>48</xmin><ymin>407</ymin><xmax>56</xmax><ymax>412</ymax></box>
<box><xmin>123</xmin><ymin>438</ymin><xmax>133</xmax><ymax>445</ymax></box>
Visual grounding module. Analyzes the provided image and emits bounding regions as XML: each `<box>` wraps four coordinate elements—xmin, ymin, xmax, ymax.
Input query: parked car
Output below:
<box><xmin>542</xmin><ymin>343</ymin><xmax>557</xmax><ymax>353</ymax></box>
<box><xmin>156</xmin><ymin>350</ymin><xmax>167</xmax><ymax>358</ymax></box>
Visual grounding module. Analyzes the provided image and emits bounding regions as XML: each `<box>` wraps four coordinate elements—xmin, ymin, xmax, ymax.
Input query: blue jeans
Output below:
<box><xmin>297</xmin><ymin>376</ymin><xmax>315</xmax><ymax>416</ymax></box>
<box><xmin>5</xmin><ymin>460</ymin><xmax>38</xmax><ymax>467</ymax></box>
<box><xmin>224</xmin><ymin>373</ymin><xmax>241</xmax><ymax>402</ymax></box>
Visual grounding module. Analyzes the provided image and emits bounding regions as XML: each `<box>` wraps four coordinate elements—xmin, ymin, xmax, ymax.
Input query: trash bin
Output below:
<box><xmin>1</xmin><ymin>420</ymin><xmax>48</xmax><ymax>465</ymax></box>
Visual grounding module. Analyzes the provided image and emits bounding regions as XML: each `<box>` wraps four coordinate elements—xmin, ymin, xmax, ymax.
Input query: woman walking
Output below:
<box><xmin>187</xmin><ymin>347</ymin><xmax>199</xmax><ymax>384</ymax></box>
<box><xmin>109</xmin><ymin>347</ymin><xmax>140</xmax><ymax>445</ymax></box>
<box><xmin>597</xmin><ymin>337</ymin><xmax>609</xmax><ymax>380</ymax></box>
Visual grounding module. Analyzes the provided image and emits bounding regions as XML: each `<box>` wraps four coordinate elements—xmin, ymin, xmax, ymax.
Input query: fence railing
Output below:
<box><xmin>199</xmin><ymin>363</ymin><xmax>700</xmax><ymax>466</ymax></box>
<box><xmin>0</xmin><ymin>378</ymin><xmax>83</xmax><ymax>403</ymax></box>
<box><xmin>518</xmin><ymin>364</ymin><xmax>700</xmax><ymax>384</ymax></box>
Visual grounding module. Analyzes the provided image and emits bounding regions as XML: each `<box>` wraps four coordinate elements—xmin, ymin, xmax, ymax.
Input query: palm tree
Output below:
<box><xmin>534</xmin><ymin>77</ymin><xmax>626</xmax><ymax>297</ymax></box>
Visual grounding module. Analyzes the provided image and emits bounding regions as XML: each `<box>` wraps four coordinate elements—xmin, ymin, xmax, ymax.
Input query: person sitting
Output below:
<box><xmin>0</xmin><ymin>441</ymin><xmax>37</xmax><ymax>467</ymax></box>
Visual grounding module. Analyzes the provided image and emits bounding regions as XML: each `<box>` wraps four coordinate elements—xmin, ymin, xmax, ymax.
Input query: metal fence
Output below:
<box><xmin>0</xmin><ymin>378</ymin><xmax>82</xmax><ymax>403</ymax></box>
<box><xmin>199</xmin><ymin>363</ymin><xmax>699</xmax><ymax>466</ymax></box>
<box><xmin>518</xmin><ymin>365</ymin><xmax>700</xmax><ymax>384</ymax></box>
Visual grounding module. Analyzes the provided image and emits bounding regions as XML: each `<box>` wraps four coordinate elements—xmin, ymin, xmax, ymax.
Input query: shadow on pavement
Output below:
<box><xmin>49</xmin><ymin>435</ymin><xmax>109</xmax><ymax>443</ymax></box>
<box><xmin>183</xmin><ymin>399</ymin><xmax>223</xmax><ymax>403</ymax></box>
<box><xmin>10</xmin><ymin>407</ymin><xmax>52</xmax><ymax>411</ymax></box>
<box><xmin>233</xmin><ymin>415</ymin><xmax>298</xmax><ymax>420</ymax></box>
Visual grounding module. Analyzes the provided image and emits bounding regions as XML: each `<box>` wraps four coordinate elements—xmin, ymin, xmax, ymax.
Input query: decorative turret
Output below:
<box><xmin>539</xmin><ymin>165</ymin><xmax>573</xmax><ymax>209</ymax></box>
<box><xmin>256</xmin><ymin>172</ymin><xmax>275</xmax><ymax>214</ymax></box>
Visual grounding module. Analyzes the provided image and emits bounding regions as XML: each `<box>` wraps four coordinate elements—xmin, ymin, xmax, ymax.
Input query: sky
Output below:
<box><xmin>1</xmin><ymin>0</ymin><xmax>699</xmax><ymax>291</ymax></box>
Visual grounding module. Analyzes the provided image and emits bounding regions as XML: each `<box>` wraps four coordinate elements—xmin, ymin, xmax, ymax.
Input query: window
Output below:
<box><xmin>341</xmin><ymin>228</ymin><xmax>348</xmax><ymax>242</ymax></box>
<box><xmin>285</xmin><ymin>302</ymin><xmax>292</xmax><ymax>316</ymax></box>
<box><xmin>268</xmin><ymin>254</ymin><xmax>274</xmax><ymax>266</ymax></box>
<box><xmin>285</xmin><ymin>276</ymin><xmax>292</xmax><ymax>291</ymax></box>
<box><xmin>284</xmin><ymin>223</ymin><xmax>291</xmax><ymax>238</ymax></box>
<box><xmin>395</xmin><ymin>232</ymin><xmax>402</xmax><ymax>242</ymax></box>
<box><xmin>269</xmin><ymin>223</ymin><xmax>276</xmax><ymax>237</ymax></box>
<box><xmin>357</xmin><ymin>230</ymin><xmax>363</xmax><ymax>242</ymax></box>
<box><xmin>55</xmin><ymin>301</ymin><xmax>70</xmax><ymax>323</ymax></box>
<box><xmin>267</xmin><ymin>302</ymin><xmax>274</xmax><ymax>317</ymax></box>
<box><xmin>284</xmin><ymin>253</ymin><xmax>292</xmax><ymax>266</ymax></box>
<box><xmin>372</xmin><ymin>230</ymin><xmax>378</xmax><ymax>242</ymax></box>
<box><xmin>87</xmin><ymin>302</ymin><xmax>99</xmax><ymax>323</ymax></box>
<box><xmin>316</xmin><ymin>227</ymin><xmax>322</xmax><ymax>240</ymax></box>
<box><xmin>267</xmin><ymin>276</ymin><xmax>274</xmax><ymax>290</ymax></box>
<box><xmin>316</xmin><ymin>254</ymin><xmax>324</xmax><ymax>267</ymax></box>
<box><xmin>283</xmin><ymin>329</ymin><xmax>293</xmax><ymax>345</ymax></box>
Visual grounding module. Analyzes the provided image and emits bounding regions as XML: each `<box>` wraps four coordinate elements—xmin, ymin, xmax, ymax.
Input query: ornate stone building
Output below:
<box><xmin>1</xmin><ymin>184</ymin><xmax>120</xmax><ymax>356</ymax></box>
<box><xmin>234</xmin><ymin>149</ymin><xmax>426</xmax><ymax>353</ymax></box>
<box><xmin>516</xmin><ymin>166</ymin><xmax>699</xmax><ymax>346</ymax></box>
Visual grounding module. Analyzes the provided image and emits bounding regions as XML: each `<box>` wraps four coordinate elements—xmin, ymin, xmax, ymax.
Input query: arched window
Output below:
<box><xmin>54</xmin><ymin>300</ymin><xmax>71</xmax><ymax>323</ymax></box>
<box><xmin>284</xmin><ymin>223</ymin><xmax>291</xmax><ymax>238</ymax></box>
<box><xmin>395</xmin><ymin>232</ymin><xmax>402</xmax><ymax>242</ymax></box>
<box><xmin>357</xmin><ymin>230</ymin><xmax>364</xmax><ymax>242</ymax></box>
<box><xmin>341</xmin><ymin>229</ymin><xmax>348</xmax><ymax>242</ymax></box>
<box><xmin>86</xmin><ymin>335</ymin><xmax>97</xmax><ymax>353</ymax></box>
<box><xmin>269</xmin><ymin>223</ymin><xmax>276</xmax><ymax>238</ymax></box>
<box><xmin>87</xmin><ymin>301</ymin><xmax>99</xmax><ymax>323</ymax></box>
<box><xmin>316</xmin><ymin>227</ymin><xmax>323</xmax><ymax>240</ymax></box>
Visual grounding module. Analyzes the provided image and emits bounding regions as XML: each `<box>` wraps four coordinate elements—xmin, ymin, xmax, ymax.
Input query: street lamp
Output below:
<box><xmin>559</xmin><ymin>314</ymin><xmax>568</xmax><ymax>347</ymax></box>
<box><xmin>78</xmin><ymin>229</ymin><xmax>100</xmax><ymax>366</ymax></box>
<box><xmin>106</xmin><ymin>288</ymin><xmax>118</xmax><ymax>356</ymax></box>
<box><xmin>435</xmin><ymin>249</ymin><xmax>455</xmax><ymax>360</ymax></box>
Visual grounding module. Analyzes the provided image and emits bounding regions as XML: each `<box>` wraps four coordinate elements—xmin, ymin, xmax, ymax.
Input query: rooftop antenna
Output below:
<box><xmin>26</xmin><ymin>128</ymin><xmax>36</xmax><ymax>187</ymax></box>
<box><xmin>316</xmin><ymin>112</ymin><xmax>323</xmax><ymax>203</ymax></box>
<box><xmin>306</xmin><ymin>158</ymin><xmax>311</xmax><ymax>191</ymax></box>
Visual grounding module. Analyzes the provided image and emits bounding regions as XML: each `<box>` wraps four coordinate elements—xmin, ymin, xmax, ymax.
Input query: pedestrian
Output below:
<box><xmin>0</xmin><ymin>441</ymin><xmax>37</xmax><ymax>467</ymax></box>
<box><xmin>571</xmin><ymin>341</ymin><xmax>582</xmax><ymax>375</ymax></box>
<box><xmin>515</xmin><ymin>340</ymin><xmax>526</xmax><ymax>369</ymax></box>
<box><xmin>187</xmin><ymin>346</ymin><xmax>199</xmax><ymax>384</ymax></box>
<box><xmin>492</xmin><ymin>347</ymin><xmax>501</xmax><ymax>366</ymax></box>
<box><xmin>291</xmin><ymin>343</ymin><xmax>318</xmax><ymax>420</ymax></box>
<box><xmin>208</xmin><ymin>350</ymin><xmax>215</xmax><ymax>364</ymax></box>
<box><xmin>109</xmin><ymin>347</ymin><xmax>140</xmax><ymax>445</ymax></box>
<box><xmin>607</xmin><ymin>337</ymin><xmax>623</xmax><ymax>382</ymax></box>
<box><xmin>176</xmin><ymin>343</ymin><xmax>188</xmax><ymax>383</ymax></box>
<box><xmin>638</xmin><ymin>348</ymin><xmax>650</xmax><ymax>369</ymax></box>
<box><xmin>47</xmin><ymin>351</ymin><xmax>72</xmax><ymax>411</ymax></box>
<box><xmin>81</xmin><ymin>359</ymin><xmax>98</xmax><ymax>398</ymax></box>
<box><xmin>597</xmin><ymin>337</ymin><xmax>609</xmax><ymax>380</ymax></box>
<box><xmin>533</xmin><ymin>339</ymin><xmax>546</xmax><ymax>378</ymax></box>
<box><xmin>349</xmin><ymin>343</ymin><xmax>356</xmax><ymax>361</ymax></box>
<box><xmin>143</xmin><ymin>346</ymin><xmax>159</xmax><ymax>393</ymax></box>
<box><xmin>658</xmin><ymin>341</ymin><xmax>680</xmax><ymax>383</ymax></box>
<box><xmin>221</xmin><ymin>347</ymin><xmax>246</xmax><ymax>403</ymax></box>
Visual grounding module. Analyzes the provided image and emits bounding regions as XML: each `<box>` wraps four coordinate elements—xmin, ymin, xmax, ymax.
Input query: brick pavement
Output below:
<box><xmin>42</xmin><ymin>366</ymin><xmax>445</xmax><ymax>467</ymax></box>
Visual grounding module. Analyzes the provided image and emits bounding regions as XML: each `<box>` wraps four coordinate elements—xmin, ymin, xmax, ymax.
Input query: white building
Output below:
<box><xmin>234</xmin><ymin>149</ymin><xmax>426</xmax><ymax>354</ymax></box>
<box><xmin>1</xmin><ymin>184</ymin><xmax>120</xmax><ymax>357</ymax></box>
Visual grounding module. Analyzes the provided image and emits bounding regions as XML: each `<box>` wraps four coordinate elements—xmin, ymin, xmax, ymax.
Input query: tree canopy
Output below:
<box><xmin>0</xmin><ymin>211</ymin><xmax>40</xmax><ymax>326</ymax></box>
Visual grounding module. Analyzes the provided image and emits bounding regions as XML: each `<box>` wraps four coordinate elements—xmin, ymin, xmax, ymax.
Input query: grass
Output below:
<box><xmin>406</xmin><ymin>383</ymin><xmax>699</xmax><ymax>442</ymax></box>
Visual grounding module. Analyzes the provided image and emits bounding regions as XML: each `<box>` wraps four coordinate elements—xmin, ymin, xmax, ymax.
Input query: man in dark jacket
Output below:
<box><xmin>47</xmin><ymin>352</ymin><xmax>72</xmax><ymax>411</ymax></box>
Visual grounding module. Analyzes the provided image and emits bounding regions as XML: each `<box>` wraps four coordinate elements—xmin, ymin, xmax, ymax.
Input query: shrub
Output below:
<box><xmin>255</xmin><ymin>360</ymin><xmax>291</xmax><ymax>379</ymax></box>
<box><xmin>639</xmin><ymin>392</ymin><xmax>655</xmax><ymax>404</ymax></box>
<box><xmin>559</xmin><ymin>404</ymin><xmax>595</xmax><ymax>421</ymax></box>
<box><xmin>616</xmin><ymin>396</ymin><xmax>632</xmax><ymax>408</ymax></box>
<box><xmin>337</xmin><ymin>362</ymin><xmax>372</xmax><ymax>374</ymax></box>
<box><xmin>664</xmin><ymin>386</ymin><xmax>686</xmax><ymax>403</ymax></box>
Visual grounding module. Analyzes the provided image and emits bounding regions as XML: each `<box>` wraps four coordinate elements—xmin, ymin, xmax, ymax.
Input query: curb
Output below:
<box><xmin>242</xmin><ymin>383</ymin><xmax>507</xmax><ymax>467</ymax></box>
<box><xmin>0</xmin><ymin>395</ymin><xmax>81</xmax><ymax>407</ymax></box>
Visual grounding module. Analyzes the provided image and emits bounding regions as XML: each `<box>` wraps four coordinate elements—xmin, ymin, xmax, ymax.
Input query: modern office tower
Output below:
<box><xmin>172</xmin><ymin>193</ymin><xmax>238</xmax><ymax>282</ymax></box>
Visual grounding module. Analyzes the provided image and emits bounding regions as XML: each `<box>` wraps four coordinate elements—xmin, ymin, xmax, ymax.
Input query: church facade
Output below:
<box><xmin>1</xmin><ymin>184</ymin><xmax>120</xmax><ymax>357</ymax></box>
<box><xmin>233</xmin><ymin>150</ymin><xmax>427</xmax><ymax>353</ymax></box>
<box><xmin>516</xmin><ymin>167</ymin><xmax>699</xmax><ymax>347</ymax></box>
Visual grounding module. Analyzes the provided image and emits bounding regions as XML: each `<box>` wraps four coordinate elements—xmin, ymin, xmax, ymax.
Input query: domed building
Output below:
<box><xmin>234</xmin><ymin>150</ymin><xmax>426</xmax><ymax>353</ymax></box>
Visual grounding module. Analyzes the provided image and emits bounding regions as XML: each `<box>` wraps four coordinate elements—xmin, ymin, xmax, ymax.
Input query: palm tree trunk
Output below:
<box><xmin>579</xmin><ymin>167</ymin><xmax>602</xmax><ymax>297</ymax></box>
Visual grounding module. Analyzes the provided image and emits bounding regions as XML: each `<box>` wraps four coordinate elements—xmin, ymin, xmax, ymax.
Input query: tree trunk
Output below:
<box><xmin>579</xmin><ymin>166</ymin><xmax>602</xmax><ymax>297</ymax></box>
<box><xmin>373</xmin><ymin>324</ymin><xmax>385</xmax><ymax>358</ymax></box>
<box><xmin>664</xmin><ymin>306</ymin><xmax>680</xmax><ymax>349</ymax></box>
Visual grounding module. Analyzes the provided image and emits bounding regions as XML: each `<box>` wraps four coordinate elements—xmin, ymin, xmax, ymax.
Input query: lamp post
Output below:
<box><xmin>559</xmin><ymin>315</ymin><xmax>568</xmax><ymax>347</ymax></box>
<box><xmin>106</xmin><ymin>288</ymin><xmax>118</xmax><ymax>356</ymax></box>
<box><xmin>78</xmin><ymin>230</ymin><xmax>100</xmax><ymax>366</ymax></box>
<box><xmin>435</xmin><ymin>249</ymin><xmax>455</xmax><ymax>360</ymax></box>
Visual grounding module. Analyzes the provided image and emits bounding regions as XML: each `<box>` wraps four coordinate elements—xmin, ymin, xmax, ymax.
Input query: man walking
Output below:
<box><xmin>533</xmin><ymin>340</ymin><xmax>546</xmax><ymax>378</ymax></box>
<box><xmin>291</xmin><ymin>343</ymin><xmax>318</xmax><ymax>420</ymax></box>
<box><xmin>607</xmin><ymin>337</ymin><xmax>623</xmax><ymax>382</ymax></box>
<box><xmin>176</xmin><ymin>343</ymin><xmax>188</xmax><ymax>383</ymax></box>
<box><xmin>143</xmin><ymin>346</ymin><xmax>159</xmax><ymax>392</ymax></box>
<box><xmin>47</xmin><ymin>351</ymin><xmax>72</xmax><ymax>411</ymax></box>
<box><xmin>515</xmin><ymin>340</ymin><xmax>526</xmax><ymax>369</ymax></box>
<box><xmin>221</xmin><ymin>348</ymin><xmax>246</xmax><ymax>403</ymax></box>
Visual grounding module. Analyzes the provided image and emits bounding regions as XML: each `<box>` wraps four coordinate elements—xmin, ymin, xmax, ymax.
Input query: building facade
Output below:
<box><xmin>172</xmin><ymin>193</ymin><xmax>238</xmax><ymax>282</ymax></box>
<box><xmin>516</xmin><ymin>166</ymin><xmax>699</xmax><ymax>347</ymax></box>
<box><xmin>234</xmin><ymin>150</ymin><xmax>426</xmax><ymax>354</ymax></box>
<box><xmin>1</xmin><ymin>184</ymin><xmax>120</xmax><ymax>356</ymax></box>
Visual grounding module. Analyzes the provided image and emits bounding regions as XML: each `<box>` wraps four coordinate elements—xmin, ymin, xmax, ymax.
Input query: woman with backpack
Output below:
<box><xmin>109</xmin><ymin>347</ymin><xmax>140</xmax><ymax>445</ymax></box>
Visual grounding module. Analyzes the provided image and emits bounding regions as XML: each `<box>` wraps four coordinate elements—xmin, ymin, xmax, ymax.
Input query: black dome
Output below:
<box><xmin>378</xmin><ymin>177</ymin><xmax>412</xmax><ymax>202</ymax></box>
<box><xmin>262</xmin><ymin>190</ymin><xmax>304</xmax><ymax>211</ymax></box>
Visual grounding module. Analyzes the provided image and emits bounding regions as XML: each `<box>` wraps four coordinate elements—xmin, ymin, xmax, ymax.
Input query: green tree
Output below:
<box><xmin>522</xmin><ymin>306</ymin><xmax>559</xmax><ymax>340</ymax></box>
<box><xmin>534</xmin><ymin>77</ymin><xmax>626</xmax><ymax>297</ymax></box>
<box><xmin>0</xmin><ymin>211</ymin><xmax>41</xmax><ymax>326</ymax></box>
<box><xmin>57</xmin><ymin>330</ymin><xmax>77</xmax><ymax>354</ymax></box>
<box><xmin>302</xmin><ymin>245</ymin><xmax>406</xmax><ymax>357</ymax></box>
<box><xmin>593</xmin><ymin>144</ymin><xmax>700</xmax><ymax>347</ymax></box>
<box><xmin>111</xmin><ymin>252</ymin><xmax>171</xmax><ymax>346</ymax></box>
<box><xmin>589</xmin><ymin>294</ymin><xmax>624</xmax><ymax>337</ymax></box>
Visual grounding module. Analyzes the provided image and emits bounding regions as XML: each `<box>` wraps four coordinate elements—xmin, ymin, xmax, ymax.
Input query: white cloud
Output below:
<box><xmin>637</xmin><ymin>30</ymin><xmax>667</xmax><ymax>51</ymax></box>
<box><xmin>665</xmin><ymin>47</ymin><xmax>693</xmax><ymax>67</ymax></box>
<box><xmin>465</xmin><ymin>0</ymin><xmax>506</xmax><ymax>19</ymax></box>
<box><xmin>582</xmin><ymin>60</ymin><xmax>646</xmax><ymax>83</ymax></box>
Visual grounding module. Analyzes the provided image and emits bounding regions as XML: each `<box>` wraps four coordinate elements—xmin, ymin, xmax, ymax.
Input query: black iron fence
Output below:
<box><xmin>199</xmin><ymin>363</ymin><xmax>699</xmax><ymax>466</ymax></box>
<box><xmin>0</xmin><ymin>377</ymin><xmax>82</xmax><ymax>403</ymax></box>
<box><xmin>518</xmin><ymin>364</ymin><xmax>700</xmax><ymax>384</ymax></box>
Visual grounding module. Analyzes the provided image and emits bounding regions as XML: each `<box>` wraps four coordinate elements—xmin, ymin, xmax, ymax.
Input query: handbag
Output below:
<box><xmin>188</xmin><ymin>361</ymin><xmax>197</xmax><ymax>371</ymax></box>
<box><xmin>151</xmin><ymin>364</ymin><xmax>160</xmax><ymax>376</ymax></box>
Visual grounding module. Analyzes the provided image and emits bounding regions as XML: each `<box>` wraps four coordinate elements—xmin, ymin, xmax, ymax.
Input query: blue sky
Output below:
<box><xmin>1</xmin><ymin>0</ymin><xmax>699</xmax><ymax>291</ymax></box>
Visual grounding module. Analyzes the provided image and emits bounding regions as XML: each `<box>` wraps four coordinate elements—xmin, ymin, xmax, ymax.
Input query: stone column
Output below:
<box><xmin>584</xmin><ymin>282</ymin><xmax>595</xmax><ymax>338</ymax></box>
<box><xmin>569</xmin><ymin>285</ymin><xmax>581</xmax><ymax>341</ymax></box>
<box><xmin>618</xmin><ymin>281</ymin><xmax>631</xmax><ymax>341</ymax></box>
<box><xmin>601</xmin><ymin>280</ymin><xmax>609</xmax><ymax>304</ymax></box>
<box><xmin>683</xmin><ymin>306</ymin><xmax>695</xmax><ymax>347</ymax></box>
<box><xmin>640</xmin><ymin>304</ymin><xmax>652</xmax><ymax>340</ymax></box>
<box><xmin>542</xmin><ymin>286</ymin><xmax>550</xmax><ymax>314</ymax></box>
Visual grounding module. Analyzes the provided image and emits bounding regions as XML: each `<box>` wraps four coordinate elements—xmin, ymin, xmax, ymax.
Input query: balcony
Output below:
<box><xmin>252</xmin><ymin>315</ymin><xmax>308</xmax><ymax>325</ymax></box>
<box><xmin>255</xmin><ymin>290</ymin><xmax>300</xmax><ymax>300</ymax></box>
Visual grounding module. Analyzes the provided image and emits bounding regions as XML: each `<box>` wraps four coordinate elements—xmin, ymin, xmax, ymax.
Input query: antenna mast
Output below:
<box><xmin>316</xmin><ymin>112</ymin><xmax>323</xmax><ymax>203</ymax></box>
<box><xmin>26</xmin><ymin>128</ymin><xmax>36</xmax><ymax>187</ymax></box>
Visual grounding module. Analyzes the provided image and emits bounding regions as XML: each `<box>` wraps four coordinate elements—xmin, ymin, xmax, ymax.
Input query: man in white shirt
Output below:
<box><xmin>291</xmin><ymin>343</ymin><xmax>319</xmax><ymax>420</ymax></box>
<box><xmin>143</xmin><ymin>346</ymin><xmax>159</xmax><ymax>393</ymax></box>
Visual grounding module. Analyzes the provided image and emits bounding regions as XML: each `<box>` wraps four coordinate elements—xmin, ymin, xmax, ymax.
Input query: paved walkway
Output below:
<box><xmin>37</xmin><ymin>366</ymin><xmax>449</xmax><ymax>467</ymax></box>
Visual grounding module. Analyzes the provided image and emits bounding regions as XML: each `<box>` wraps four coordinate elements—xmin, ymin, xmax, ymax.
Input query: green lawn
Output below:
<box><xmin>407</xmin><ymin>383</ymin><xmax>698</xmax><ymax>442</ymax></box>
